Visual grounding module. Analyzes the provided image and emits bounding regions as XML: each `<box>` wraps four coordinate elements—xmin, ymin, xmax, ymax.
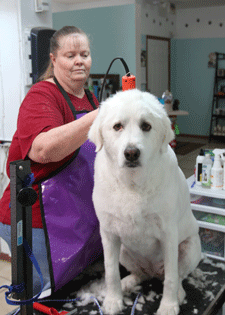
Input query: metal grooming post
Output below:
<box><xmin>10</xmin><ymin>160</ymin><xmax>37</xmax><ymax>315</ymax></box>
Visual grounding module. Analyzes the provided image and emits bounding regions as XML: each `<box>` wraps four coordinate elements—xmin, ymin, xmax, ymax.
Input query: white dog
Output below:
<box><xmin>88</xmin><ymin>89</ymin><xmax>201</xmax><ymax>315</ymax></box>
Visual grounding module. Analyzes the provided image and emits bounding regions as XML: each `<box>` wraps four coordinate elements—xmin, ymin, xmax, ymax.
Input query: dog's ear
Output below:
<box><xmin>161</xmin><ymin>115</ymin><xmax>175</xmax><ymax>154</ymax></box>
<box><xmin>88</xmin><ymin>112</ymin><xmax>104</xmax><ymax>152</ymax></box>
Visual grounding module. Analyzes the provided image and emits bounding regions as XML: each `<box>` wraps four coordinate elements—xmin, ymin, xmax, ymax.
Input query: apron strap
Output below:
<box><xmin>36</xmin><ymin>78</ymin><xmax>97</xmax><ymax>185</ymax></box>
<box><xmin>53</xmin><ymin>76</ymin><xmax>78</xmax><ymax>119</ymax></box>
<box><xmin>53</xmin><ymin>76</ymin><xmax>97</xmax><ymax>115</ymax></box>
<box><xmin>52</xmin><ymin>76</ymin><xmax>97</xmax><ymax>168</ymax></box>
<box><xmin>85</xmin><ymin>88</ymin><xmax>97</xmax><ymax>110</ymax></box>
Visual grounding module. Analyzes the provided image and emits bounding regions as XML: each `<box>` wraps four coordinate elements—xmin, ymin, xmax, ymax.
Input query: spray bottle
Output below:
<box><xmin>196</xmin><ymin>149</ymin><xmax>204</xmax><ymax>186</ymax></box>
<box><xmin>202</xmin><ymin>154</ymin><xmax>212</xmax><ymax>188</ymax></box>
<box><xmin>211</xmin><ymin>154</ymin><xmax>223</xmax><ymax>190</ymax></box>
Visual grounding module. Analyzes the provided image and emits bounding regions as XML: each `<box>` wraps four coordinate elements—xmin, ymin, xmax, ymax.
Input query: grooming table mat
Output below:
<box><xmin>7</xmin><ymin>257</ymin><xmax>225</xmax><ymax>315</ymax></box>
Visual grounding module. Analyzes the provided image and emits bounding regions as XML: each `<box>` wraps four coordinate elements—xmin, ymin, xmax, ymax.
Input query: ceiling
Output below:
<box><xmin>52</xmin><ymin>0</ymin><xmax>225</xmax><ymax>9</ymax></box>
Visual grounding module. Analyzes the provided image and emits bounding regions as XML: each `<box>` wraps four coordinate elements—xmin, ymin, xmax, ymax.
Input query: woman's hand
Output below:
<box><xmin>28</xmin><ymin>109</ymin><xmax>99</xmax><ymax>163</ymax></box>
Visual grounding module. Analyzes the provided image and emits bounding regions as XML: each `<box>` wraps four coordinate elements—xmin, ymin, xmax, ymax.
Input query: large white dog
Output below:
<box><xmin>88</xmin><ymin>89</ymin><xmax>201</xmax><ymax>315</ymax></box>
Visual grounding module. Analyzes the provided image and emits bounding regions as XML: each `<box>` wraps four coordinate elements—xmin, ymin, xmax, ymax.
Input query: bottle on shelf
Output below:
<box><xmin>211</xmin><ymin>154</ymin><xmax>223</xmax><ymax>190</ymax></box>
<box><xmin>88</xmin><ymin>77</ymin><xmax>93</xmax><ymax>93</ymax></box>
<box><xmin>196</xmin><ymin>149</ymin><xmax>205</xmax><ymax>186</ymax></box>
<box><xmin>202</xmin><ymin>154</ymin><xmax>213</xmax><ymax>188</ymax></box>
<box><xmin>100</xmin><ymin>78</ymin><xmax>107</xmax><ymax>101</ymax></box>
<box><xmin>93</xmin><ymin>80</ymin><xmax>99</xmax><ymax>99</ymax></box>
<box><xmin>222</xmin><ymin>153</ymin><xmax>225</xmax><ymax>190</ymax></box>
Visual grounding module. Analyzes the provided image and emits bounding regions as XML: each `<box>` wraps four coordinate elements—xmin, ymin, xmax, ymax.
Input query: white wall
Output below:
<box><xmin>170</xmin><ymin>5</ymin><xmax>225</xmax><ymax>136</ymax></box>
<box><xmin>0</xmin><ymin>0</ymin><xmax>52</xmax><ymax>256</ymax></box>
<box><xmin>0</xmin><ymin>1</ymin><xmax>23</xmax><ymax>141</ymax></box>
<box><xmin>135</xmin><ymin>0</ymin><xmax>142</xmax><ymax>89</ymax></box>
<box><xmin>0</xmin><ymin>0</ymin><xmax>52</xmax><ymax>142</ymax></box>
<box><xmin>175</xmin><ymin>5</ymin><xmax>225</xmax><ymax>39</ymax></box>
<box><xmin>1</xmin><ymin>1</ymin><xmax>224</xmax><ymax>142</ymax></box>
<box><xmin>52</xmin><ymin>0</ymin><xmax>135</xmax><ymax>12</ymax></box>
<box><xmin>141</xmin><ymin>1</ymin><xmax>176</xmax><ymax>38</ymax></box>
<box><xmin>139</xmin><ymin>0</ymin><xmax>176</xmax><ymax>89</ymax></box>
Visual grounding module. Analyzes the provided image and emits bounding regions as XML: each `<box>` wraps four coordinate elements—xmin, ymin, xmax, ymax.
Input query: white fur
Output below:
<box><xmin>88</xmin><ymin>89</ymin><xmax>201</xmax><ymax>315</ymax></box>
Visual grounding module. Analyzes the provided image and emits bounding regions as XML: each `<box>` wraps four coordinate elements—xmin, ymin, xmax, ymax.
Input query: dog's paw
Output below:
<box><xmin>178</xmin><ymin>285</ymin><xmax>186</xmax><ymax>305</ymax></box>
<box><xmin>156</xmin><ymin>301</ymin><xmax>179</xmax><ymax>315</ymax></box>
<box><xmin>103</xmin><ymin>295</ymin><xmax>124</xmax><ymax>315</ymax></box>
<box><xmin>121</xmin><ymin>274</ymin><xmax>139</xmax><ymax>293</ymax></box>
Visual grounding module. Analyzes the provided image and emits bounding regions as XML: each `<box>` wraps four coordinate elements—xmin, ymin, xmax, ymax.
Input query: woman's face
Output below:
<box><xmin>51</xmin><ymin>34</ymin><xmax>92</xmax><ymax>85</ymax></box>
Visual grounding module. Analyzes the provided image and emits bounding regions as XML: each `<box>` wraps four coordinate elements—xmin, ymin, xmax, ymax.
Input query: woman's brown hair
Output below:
<box><xmin>38</xmin><ymin>26</ymin><xmax>89</xmax><ymax>81</ymax></box>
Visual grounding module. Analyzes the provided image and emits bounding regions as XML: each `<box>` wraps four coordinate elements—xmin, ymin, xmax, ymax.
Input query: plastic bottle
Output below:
<box><xmin>211</xmin><ymin>154</ymin><xmax>223</xmax><ymax>190</ymax></box>
<box><xmin>196</xmin><ymin>149</ymin><xmax>205</xmax><ymax>186</ymax></box>
<box><xmin>100</xmin><ymin>78</ymin><xmax>107</xmax><ymax>101</ymax></box>
<box><xmin>162</xmin><ymin>90</ymin><xmax>173</xmax><ymax>112</ymax></box>
<box><xmin>222</xmin><ymin>153</ymin><xmax>225</xmax><ymax>190</ymax></box>
<box><xmin>88</xmin><ymin>77</ymin><xmax>93</xmax><ymax>93</ymax></box>
<box><xmin>93</xmin><ymin>80</ymin><xmax>99</xmax><ymax>99</ymax></box>
<box><xmin>202</xmin><ymin>154</ymin><xmax>212</xmax><ymax>188</ymax></box>
<box><xmin>221</xmin><ymin>152</ymin><xmax>225</xmax><ymax>168</ymax></box>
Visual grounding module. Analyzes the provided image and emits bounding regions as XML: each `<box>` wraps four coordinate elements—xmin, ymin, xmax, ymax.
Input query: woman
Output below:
<box><xmin>0</xmin><ymin>26</ymin><xmax>101</xmax><ymax>295</ymax></box>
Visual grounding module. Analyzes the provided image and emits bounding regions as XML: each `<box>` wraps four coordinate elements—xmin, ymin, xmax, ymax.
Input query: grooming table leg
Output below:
<box><xmin>10</xmin><ymin>160</ymin><xmax>37</xmax><ymax>315</ymax></box>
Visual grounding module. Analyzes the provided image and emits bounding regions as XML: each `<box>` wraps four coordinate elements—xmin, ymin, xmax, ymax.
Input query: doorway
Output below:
<box><xmin>146</xmin><ymin>35</ymin><xmax>170</xmax><ymax>98</ymax></box>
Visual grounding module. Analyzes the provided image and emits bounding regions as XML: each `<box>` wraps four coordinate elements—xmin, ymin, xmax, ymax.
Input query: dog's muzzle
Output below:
<box><xmin>124</xmin><ymin>146</ymin><xmax>141</xmax><ymax>168</ymax></box>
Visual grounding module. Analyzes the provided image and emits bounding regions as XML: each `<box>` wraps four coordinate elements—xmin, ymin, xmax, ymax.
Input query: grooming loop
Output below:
<box><xmin>99</xmin><ymin>57</ymin><xmax>136</xmax><ymax>102</ymax></box>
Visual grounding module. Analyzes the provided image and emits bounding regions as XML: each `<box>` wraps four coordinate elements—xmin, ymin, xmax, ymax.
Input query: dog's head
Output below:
<box><xmin>88</xmin><ymin>89</ymin><xmax>174</xmax><ymax>169</ymax></box>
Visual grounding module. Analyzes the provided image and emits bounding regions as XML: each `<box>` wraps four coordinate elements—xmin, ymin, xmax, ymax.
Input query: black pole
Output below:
<box><xmin>10</xmin><ymin>160</ymin><xmax>37</xmax><ymax>315</ymax></box>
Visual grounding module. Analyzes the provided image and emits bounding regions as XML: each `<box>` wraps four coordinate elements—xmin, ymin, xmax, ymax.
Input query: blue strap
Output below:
<box><xmin>1</xmin><ymin>235</ymin><xmax>140</xmax><ymax>315</ymax></box>
<box><xmin>3</xmin><ymin>237</ymin><xmax>44</xmax><ymax>306</ymax></box>
<box><xmin>22</xmin><ymin>173</ymin><xmax>35</xmax><ymax>187</ymax></box>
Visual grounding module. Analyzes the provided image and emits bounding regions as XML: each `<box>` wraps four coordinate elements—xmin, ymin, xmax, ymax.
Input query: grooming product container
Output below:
<box><xmin>202</xmin><ymin>154</ymin><xmax>212</xmax><ymax>188</ymax></box>
<box><xmin>211</xmin><ymin>154</ymin><xmax>223</xmax><ymax>190</ymax></box>
<box><xmin>196</xmin><ymin>149</ymin><xmax>205</xmax><ymax>186</ymax></box>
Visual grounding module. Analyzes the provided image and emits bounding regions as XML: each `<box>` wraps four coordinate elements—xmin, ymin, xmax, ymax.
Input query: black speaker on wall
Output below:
<box><xmin>31</xmin><ymin>27</ymin><xmax>56</xmax><ymax>84</ymax></box>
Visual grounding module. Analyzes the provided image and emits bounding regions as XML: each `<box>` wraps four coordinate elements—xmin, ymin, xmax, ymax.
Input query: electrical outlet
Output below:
<box><xmin>34</xmin><ymin>0</ymin><xmax>50</xmax><ymax>13</ymax></box>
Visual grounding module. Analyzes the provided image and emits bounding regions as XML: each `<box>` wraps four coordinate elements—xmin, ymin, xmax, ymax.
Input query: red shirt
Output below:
<box><xmin>0</xmin><ymin>81</ymin><xmax>98</xmax><ymax>228</ymax></box>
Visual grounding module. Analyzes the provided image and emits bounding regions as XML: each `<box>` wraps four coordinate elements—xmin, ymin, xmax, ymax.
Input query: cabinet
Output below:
<box><xmin>187</xmin><ymin>175</ymin><xmax>225</xmax><ymax>262</ymax></box>
<box><xmin>209</xmin><ymin>52</ymin><xmax>225</xmax><ymax>142</ymax></box>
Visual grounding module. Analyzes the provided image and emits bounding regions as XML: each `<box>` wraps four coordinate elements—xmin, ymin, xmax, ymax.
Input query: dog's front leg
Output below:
<box><xmin>157</xmin><ymin>229</ymin><xmax>179</xmax><ymax>315</ymax></box>
<box><xmin>101</xmin><ymin>229</ymin><xmax>124</xmax><ymax>315</ymax></box>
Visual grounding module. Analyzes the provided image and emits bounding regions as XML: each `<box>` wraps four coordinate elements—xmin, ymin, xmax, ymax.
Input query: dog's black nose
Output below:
<box><xmin>124</xmin><ymin>147</ymin><xmax>140</xmax><ymax>162</ymax></box>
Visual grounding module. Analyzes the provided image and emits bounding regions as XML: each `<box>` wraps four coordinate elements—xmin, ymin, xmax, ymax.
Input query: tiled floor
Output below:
<box><xmin>0</xmin><ymin>259</ymin><xmax>17</xmax><ymax>314</ymax></box>
<box><xmin>0</xmin><ymin>136</ymin><xmax>224</xmax><ymax>315</ymax></box>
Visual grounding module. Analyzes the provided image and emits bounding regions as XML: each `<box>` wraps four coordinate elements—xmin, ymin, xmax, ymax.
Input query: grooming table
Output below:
<box><xmin>7</xmin><ymin>160</ymin><xmax>225</xmax><ymax>315</ymax></box>
<box><xmin>8</xmin><ymin>257</ymin><xmax>224</xmax><ymax>315</ymax></box>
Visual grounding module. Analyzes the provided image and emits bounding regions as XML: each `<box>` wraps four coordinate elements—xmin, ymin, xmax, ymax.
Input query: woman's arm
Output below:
<box><xmin>28</xmin><ymin>109</ymin><xmax>99</xmax><ymax>163</ymax></box>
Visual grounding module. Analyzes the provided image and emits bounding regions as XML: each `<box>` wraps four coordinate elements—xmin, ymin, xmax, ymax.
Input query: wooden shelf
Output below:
<box><xmin>212</xmin><ymin>114</ymin><xmax>225</xmax><ymax>118</ymax></box>
<box><xmin>209</xmin><ymin>52</ymin><xmax>225</xmax><ymax>140</ymax></box>
<box><xmin>214</xmin><ymin>94</ymin><xmax>225</xmax><ymax>98</ymax></box>
<box><xmin>209</xmin><ymin>135</ymin><xmax>225</xmax><ymax>142</ymax></box>
<box><xmin>216</xmin><ymin>76</ymin><xmax>225</xmax><ymax>81</ymax></box>
<box><xmin>215</xmin><ymin>52</ymin><xmax>225</xmax><ymax>59</ymax></box>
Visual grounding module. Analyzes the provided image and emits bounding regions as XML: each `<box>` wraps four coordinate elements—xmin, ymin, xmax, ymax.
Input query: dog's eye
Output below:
<box><xmin>141</xmin><ymin>122</ymin><xmax>152</xmax><ymax>132</ymax></box>
<box><xmin>113</xmin><ymin>123</ymin><xmax>123</xmax><ymax>131</ymax></box>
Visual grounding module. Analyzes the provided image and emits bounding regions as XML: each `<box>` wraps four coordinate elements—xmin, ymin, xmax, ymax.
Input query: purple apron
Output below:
<box><xmin>39</xmin><ymin>82</ymin><xmax>102</xmax><ymax>292</ymax></box>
